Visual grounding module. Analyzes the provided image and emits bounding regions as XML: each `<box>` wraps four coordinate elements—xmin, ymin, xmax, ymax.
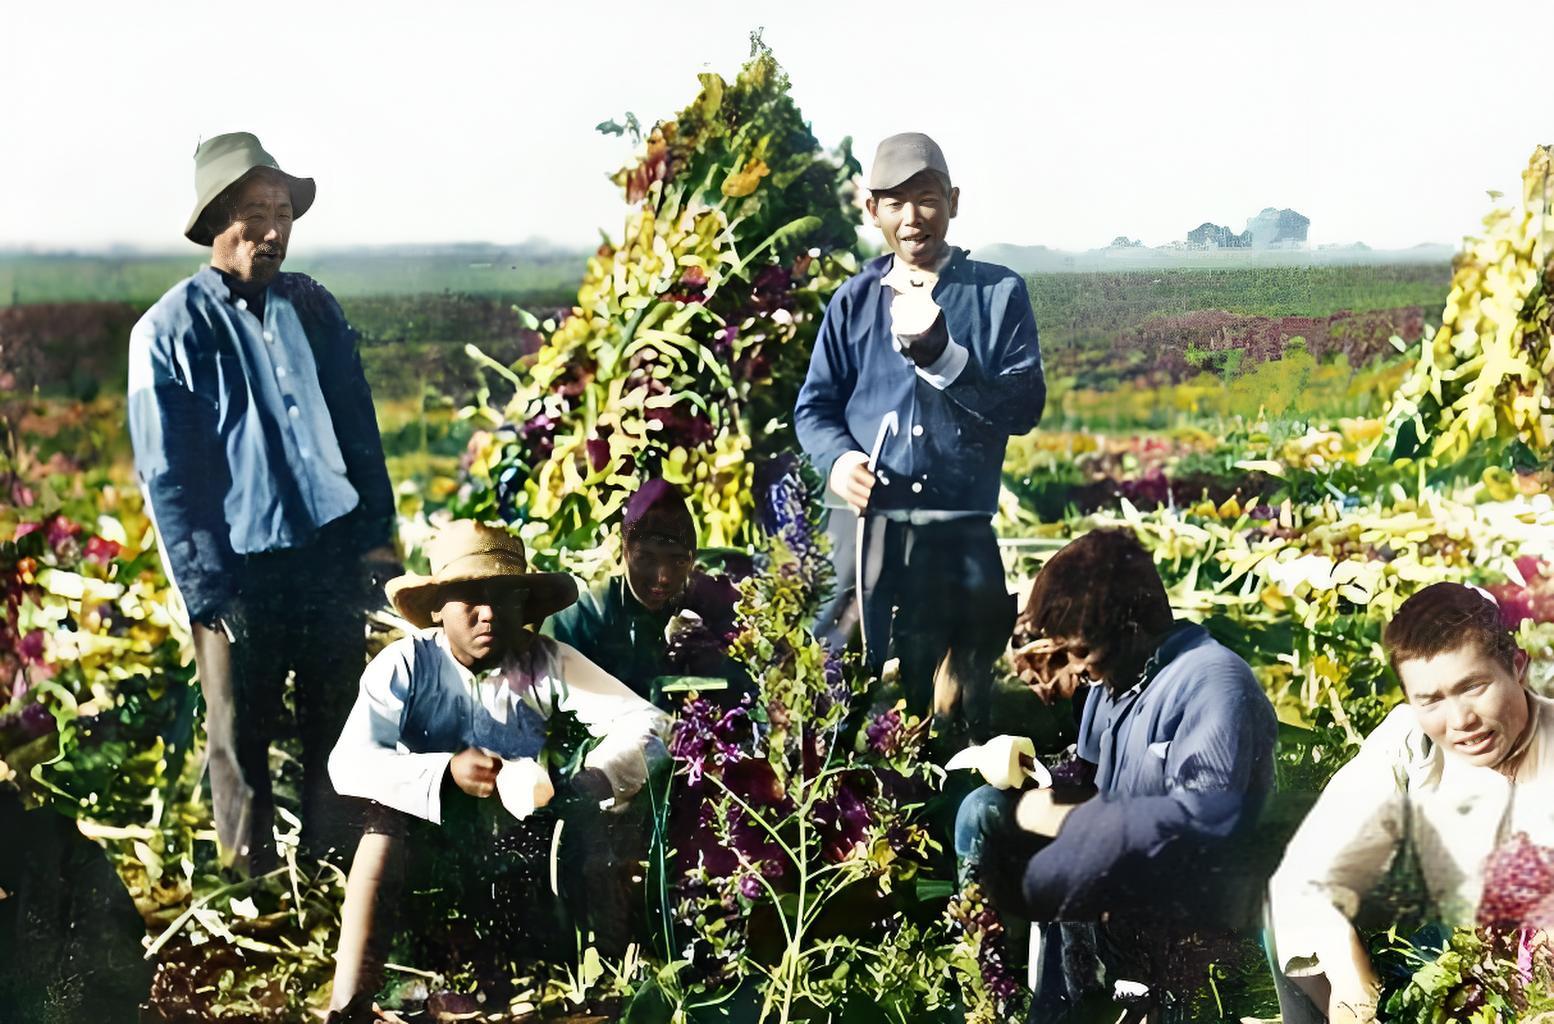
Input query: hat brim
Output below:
<box><xmin>185</xmin><ymin>171</ymin><xmax>316</xmax><ymax>246</ymax></box>
<box><xmin>386</xmin><ymin>567</ymin><xmax>578</xmax><ymax>631</ymax></box>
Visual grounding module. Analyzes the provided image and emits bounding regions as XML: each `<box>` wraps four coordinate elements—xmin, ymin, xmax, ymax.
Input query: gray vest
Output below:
<box><xmin>398</xmin><ymin>635</ymin><xmax>548</xmax><ymax>760</ymax></box>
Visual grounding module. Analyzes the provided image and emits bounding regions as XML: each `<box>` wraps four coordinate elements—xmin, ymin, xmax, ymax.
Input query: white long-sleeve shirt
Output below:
<box><xmin>1268</xmin><ymin>693</ymin><xmax>1554</xmax><ymax>977</ymax></box>
<box><xmin>328</xmin><ymin>629</ymin><xmax>671</xmax><ymax>825</ymax></box>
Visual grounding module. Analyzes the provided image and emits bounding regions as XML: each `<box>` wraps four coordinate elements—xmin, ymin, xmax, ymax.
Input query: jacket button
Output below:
<box><xmin>263</xmin><ymin>330</ymin><xmax>274</xmax><ymax>342</ymax></box>
<box><xmin>235</xmin><ymin>298</ymin><xmax>247</xmax><ymax>311</ymax></box>
<box><xmin>912</xmin><ymin>482</ymin><xmax>923</xmax><ymax>494</ymax></box>
<box><xmin>912</xmin><ymin>425</ymin><xmax>924</xmax><ymax>437</ymax></box>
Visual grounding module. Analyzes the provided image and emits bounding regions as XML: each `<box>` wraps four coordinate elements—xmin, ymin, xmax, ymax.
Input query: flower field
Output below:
<box><xmin>5</xmin><ymin>43</ymin><xmax>1554</xmax><ymax>1024</ymax></box>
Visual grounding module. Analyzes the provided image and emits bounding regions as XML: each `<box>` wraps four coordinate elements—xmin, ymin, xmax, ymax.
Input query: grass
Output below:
<box><xmin>0</xmin><ymin>248</ymin><xmax>586</xmax><ymax>308</ymax></box>
<box><xmin>1028</xmin><ymin>263</ymin><xmax>1449</xmax><ymax>352</ymax></box>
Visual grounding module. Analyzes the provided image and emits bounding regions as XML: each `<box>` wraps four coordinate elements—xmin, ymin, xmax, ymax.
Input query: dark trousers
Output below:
<box><xmin>192</xmin><ymin>524</ymin><xmax>367</xmax><ymax>872</ymax></box>
<box><xmin>353</xmin><ymin>776</ymin><xmax>658</xmax><ymax>984</ymax></box>
<box><xmin>816</xmin><ymin>510</ymin><xmax>1015</xmax><ymax>742</ymax></box>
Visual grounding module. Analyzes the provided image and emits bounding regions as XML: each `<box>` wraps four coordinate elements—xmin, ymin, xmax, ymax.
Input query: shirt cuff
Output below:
<box><xmin>913</xmin><ymin>338</ymin><xmax>969</xmax><ymax>389</ymax></box>
<box><xmin>422</xmin><ymin>751</ymin><xmax>455</xmax><ymax>825</ymax></box>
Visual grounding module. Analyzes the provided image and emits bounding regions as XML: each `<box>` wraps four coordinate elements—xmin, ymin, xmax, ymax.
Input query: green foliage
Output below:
<box><xmin>453</xmin><ymin>43</ymin><xmax>862</xmax><ymax>578</ymax></box>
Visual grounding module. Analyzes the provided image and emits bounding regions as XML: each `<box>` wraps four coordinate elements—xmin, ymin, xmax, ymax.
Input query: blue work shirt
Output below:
<box><xmin>793</xmin><ymin>248</ymin><xmax>1044</xmax><ymax>516</ymax></box>
<box><xmin>1023</xmin><ymin>623</ymin><xmax>1278</xmax><ymax>919</ymax></box>
<box><xmin>127</xmin><ymin>266</ymin><xmax>395</xmax><ymax>622</ymax></box>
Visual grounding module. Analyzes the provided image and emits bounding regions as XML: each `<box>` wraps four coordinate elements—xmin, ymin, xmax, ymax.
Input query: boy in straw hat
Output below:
<box><xmin>325</xmin><ymin>520</ymin><xmax>670</xmax><ymax>1020</ymax></box>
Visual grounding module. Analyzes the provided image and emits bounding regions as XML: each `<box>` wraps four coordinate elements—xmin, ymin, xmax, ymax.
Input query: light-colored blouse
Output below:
<box><xmin>1268</xmin><ymin>693</ymin><xmax>1554</xmax><ymax>976</ymax></box>
<box><xmin>328</xmin><ymin>629</ymin><xmax>671</xmax><ymax>825</ymax></box>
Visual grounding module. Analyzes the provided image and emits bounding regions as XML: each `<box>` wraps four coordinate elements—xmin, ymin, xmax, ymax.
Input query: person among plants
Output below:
<box><xmin>793</xmin><ymin>131</ymin><xmax>1044</xmax><ymax>745</ymax></box>
<box><xmin>956</xmin><ymin>529</ymin><xmax>1277</xmax><ymax>1020</ymax></box>
<box><xmin>1267</xmin><ymin>582</ymin><xmax>1554</xmax><ymax>1024</ymax></box>
<box><xmin>545</xmin><ymin>478</ymin><xmax>746</xmax><ymax>708</ymax></box>
<box><xmin>127</xmin><ymin>133</ymin><xmax>400</xmax><ymax>873</ymax></box>
<box><xmin>323</xmin><ymin>519</ymin><xmax>671</xmax><ymax>1022</ymax></box>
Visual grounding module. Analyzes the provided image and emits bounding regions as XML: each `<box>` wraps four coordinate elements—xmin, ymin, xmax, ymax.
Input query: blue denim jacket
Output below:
<box><xmin>793</xmin><ymin>249</ymin><xmax>1044</xmax><ymax>514</ymax></box>
<box><xmin>127</xmin><ymin>267</ymin><xmax>394</xmax><ymax>622</ymax></box>
<box><xmin>1023</xmin><ymin>624</ymin><xmax>1278</xmax><ymax>918</ymax></box>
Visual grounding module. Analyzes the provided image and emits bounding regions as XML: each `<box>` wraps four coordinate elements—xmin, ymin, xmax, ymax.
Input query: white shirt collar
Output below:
<box><xmin>880</xmin><ymin>246</ymin><xmax>955</xmax><ymax>292</ymax></box>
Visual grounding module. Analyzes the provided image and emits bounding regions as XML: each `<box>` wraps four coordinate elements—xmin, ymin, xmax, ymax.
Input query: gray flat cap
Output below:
<box><xmin>867</xmin><ymin>132</ymin><xmax>951</xmax><ymax>191</ymax></box>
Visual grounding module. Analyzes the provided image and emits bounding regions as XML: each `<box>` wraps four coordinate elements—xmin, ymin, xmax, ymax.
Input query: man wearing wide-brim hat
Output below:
<box><xmin>794</xmin><ymin>132</ymin><xmax>1045</xmax><ymax>748</ymax></box>
<box><xmin>128</xmin><ymin>132</ymin><xmax>400</xmax><ymax>873</ymax></box>
<box><xmin>324</xmin><ymin>519</ymin><xmax>670</xmax><ymax>1021</ymax></box>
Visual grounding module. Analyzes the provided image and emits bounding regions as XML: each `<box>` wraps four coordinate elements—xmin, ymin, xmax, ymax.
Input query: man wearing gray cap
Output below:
<box><xmin>794</xmin><ymin>133</ymin><xmax>1045</xmax><ymax>745</ymax></box>
<box><xmin>128</xmin><ymin>133</ymin><xmax>400</xmax><ymax>873</ymax></box>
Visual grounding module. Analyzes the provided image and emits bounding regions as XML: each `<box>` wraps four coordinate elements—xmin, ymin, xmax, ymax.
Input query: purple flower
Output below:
<box><xmin>865</xmin><ymin>708</ymin><xmax>905</xmax><ymax>757</ymax></box>
<box><xmin>647</xmin><ymin>406</ymin><xmax>717</xmax><ymax>448</ymax></box>
<box><xmin>738</xmin><ymin>873</ymin><xmax>764</xmax><ymax>899</ymax></box>
<box><xmin>723</xmin><ymin>757</ymin><xmax>785</xmax><ymax>807</ymax></box>
<box><xmin>18</xmin><ymin>630</ymin><xmax>45</xmax><ymax>666</ymax></box>
<box><xmin>45</xmin><ymin>515</ymin><xmax>80</xmax><ymax>554</ymax></box>
<box><xmin>727</xmin><ymin>809</ymin><xmax>788</xmax><ymax>882</ymax></box>
<box><xmin>814</xmin><ymin>778</ymin><xmax>871</xmax><ymax>862</ymax></box>
<box><xmin>749</xmin><ymin>264</ymin><xmax>793</xmax><ymax>315</ymax></box>
<box><xmin>753</xmin><ymin>455</ymin><xmax>832</xmax><ymax>606</ymax></box>
<box><xmin>19</xmin><ymin>701</ymin><xmax>54</xmax><ymax>739</ymax></box>
<box><xmin>711</xmin><ymin>324</ymin><xmax>740</xmax><ymax>358</ymax></box>
<box><xmin>585</xmin><ymin>438</ymin><xmax>611</xmax><ymax>473</ymax></box>
<box><xmin>670</xmin><ymin>697</ymin><xmax>724</xmax><ymax>785</ymax></box>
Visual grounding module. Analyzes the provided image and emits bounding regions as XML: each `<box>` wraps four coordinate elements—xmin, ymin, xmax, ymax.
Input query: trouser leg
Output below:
<box><xmin>292</xmin><ymin>557</ymin><xmax>369</xmax><ymax>863</ymax></box>
<box><xmin>228</xmin><ymin>626</ymin><xmax>288</xmax><ymax>875</ymax></box>
<box><xmin>812</xmin><ymin>509</ymin><xmax>860</xmax><ymax>653</ymax></box>
<box><xmin>210</xmin><ymin>596</ymin><xmax>291</xmax><ymax>875</ymax></box>
<box><xmin>952</xmin><ymin>784</ymin><xmax>1044</xmax><ymax>913</ymax></box>
<box><xmin>944</xmin><ymin>527</ymin><xmax>1015</xmax><ymax>744</ymax></box>
<box><xmin>891</xmin><ymin>521</ymin><xmax>1012</xmax><ymax>740</ymax></box>
<box><xmin>856</xmin><ymin>514</ymin><xmax>903</xmax><ymax>676</ymax></box>
<box><xmin>889</xmin><ymin>524</ymin><xmax>951</xmax><ymax>719</ymax></box>
<box><xmin>190</xmin><ymin>622</ymin><xmax>256</xmax><ymax>872</ymax></box>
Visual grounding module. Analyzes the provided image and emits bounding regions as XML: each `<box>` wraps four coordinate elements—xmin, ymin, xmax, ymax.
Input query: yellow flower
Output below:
<box><xmin>721</xmin><ymin>158</ymin><xmax>770</xmax><ymax>198</ymax></box>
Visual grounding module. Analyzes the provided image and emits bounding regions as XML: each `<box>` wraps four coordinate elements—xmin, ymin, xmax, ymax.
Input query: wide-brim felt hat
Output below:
<box><xmin>385</xmin><ymin>520</ymin><xmax>578</xmax><ymax>630</ymax></box>
<box><xmin>184</xmin><ymin>132</ymin><xmax>316</xmax><ymax>246</ymax></box>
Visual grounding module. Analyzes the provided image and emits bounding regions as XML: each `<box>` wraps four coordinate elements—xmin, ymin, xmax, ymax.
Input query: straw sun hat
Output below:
<box><xmin>385</xmin><ymin>520</ymin><xmax>577</xmax><ymax>630</ymax></box>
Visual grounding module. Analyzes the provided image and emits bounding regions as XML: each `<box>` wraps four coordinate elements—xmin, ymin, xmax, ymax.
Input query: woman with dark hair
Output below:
<box><xmin>954</xmin><ymin>529</ymin><xmax>1278</xmax><ymax>1021</ymax></box>
<box><xmin>1268</xmin><ymin>582</ymin><xmax>1554</xmax><ymax>1024</ymax></box>
<box><xmin>545</xmin><ymin>479</ymin><xmax>745</xmax><ymax>708</ymax></box>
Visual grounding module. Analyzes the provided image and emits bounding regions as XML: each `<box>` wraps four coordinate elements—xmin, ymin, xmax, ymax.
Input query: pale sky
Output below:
<box><xmin>4</xmin><ymin>0</ymin><xmax>1549</xmax><ymax>253</ymax></box>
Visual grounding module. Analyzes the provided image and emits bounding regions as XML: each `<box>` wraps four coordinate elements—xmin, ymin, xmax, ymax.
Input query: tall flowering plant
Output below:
<box><xmin>651</xmin><ymin>529</ymin><xmax>950</xmax><ymax>1024</ymax></box>
<box><xmin>0</xmin><ymin>403</ymin><xmax>193</xmax><ymax>820</ymax></box>
<box><xmin>1379</xmin><ymin>145</ymin><xmax>1554</xmax><ymax>465</ymax></box>
<box><xmin>455</xmin><ymin>40</ymin><xmax>862</xmax><ymax>578</ymax></box>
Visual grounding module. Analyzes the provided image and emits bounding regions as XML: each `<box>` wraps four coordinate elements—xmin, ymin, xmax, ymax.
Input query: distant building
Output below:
<box><xmin>1244</xmin><ymin>207</ymin><xmax>1310</xmax><ymax>248</ymax></box>
<box><xmin>1183</xmin><ymin>209</ymin><xmax>1310</xmax><ymax>250</ymax></box>
<box><xmin>1186</xmin><ymin>222</ymin><xmax>1249</xmax><ymax>249</ymax></box>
